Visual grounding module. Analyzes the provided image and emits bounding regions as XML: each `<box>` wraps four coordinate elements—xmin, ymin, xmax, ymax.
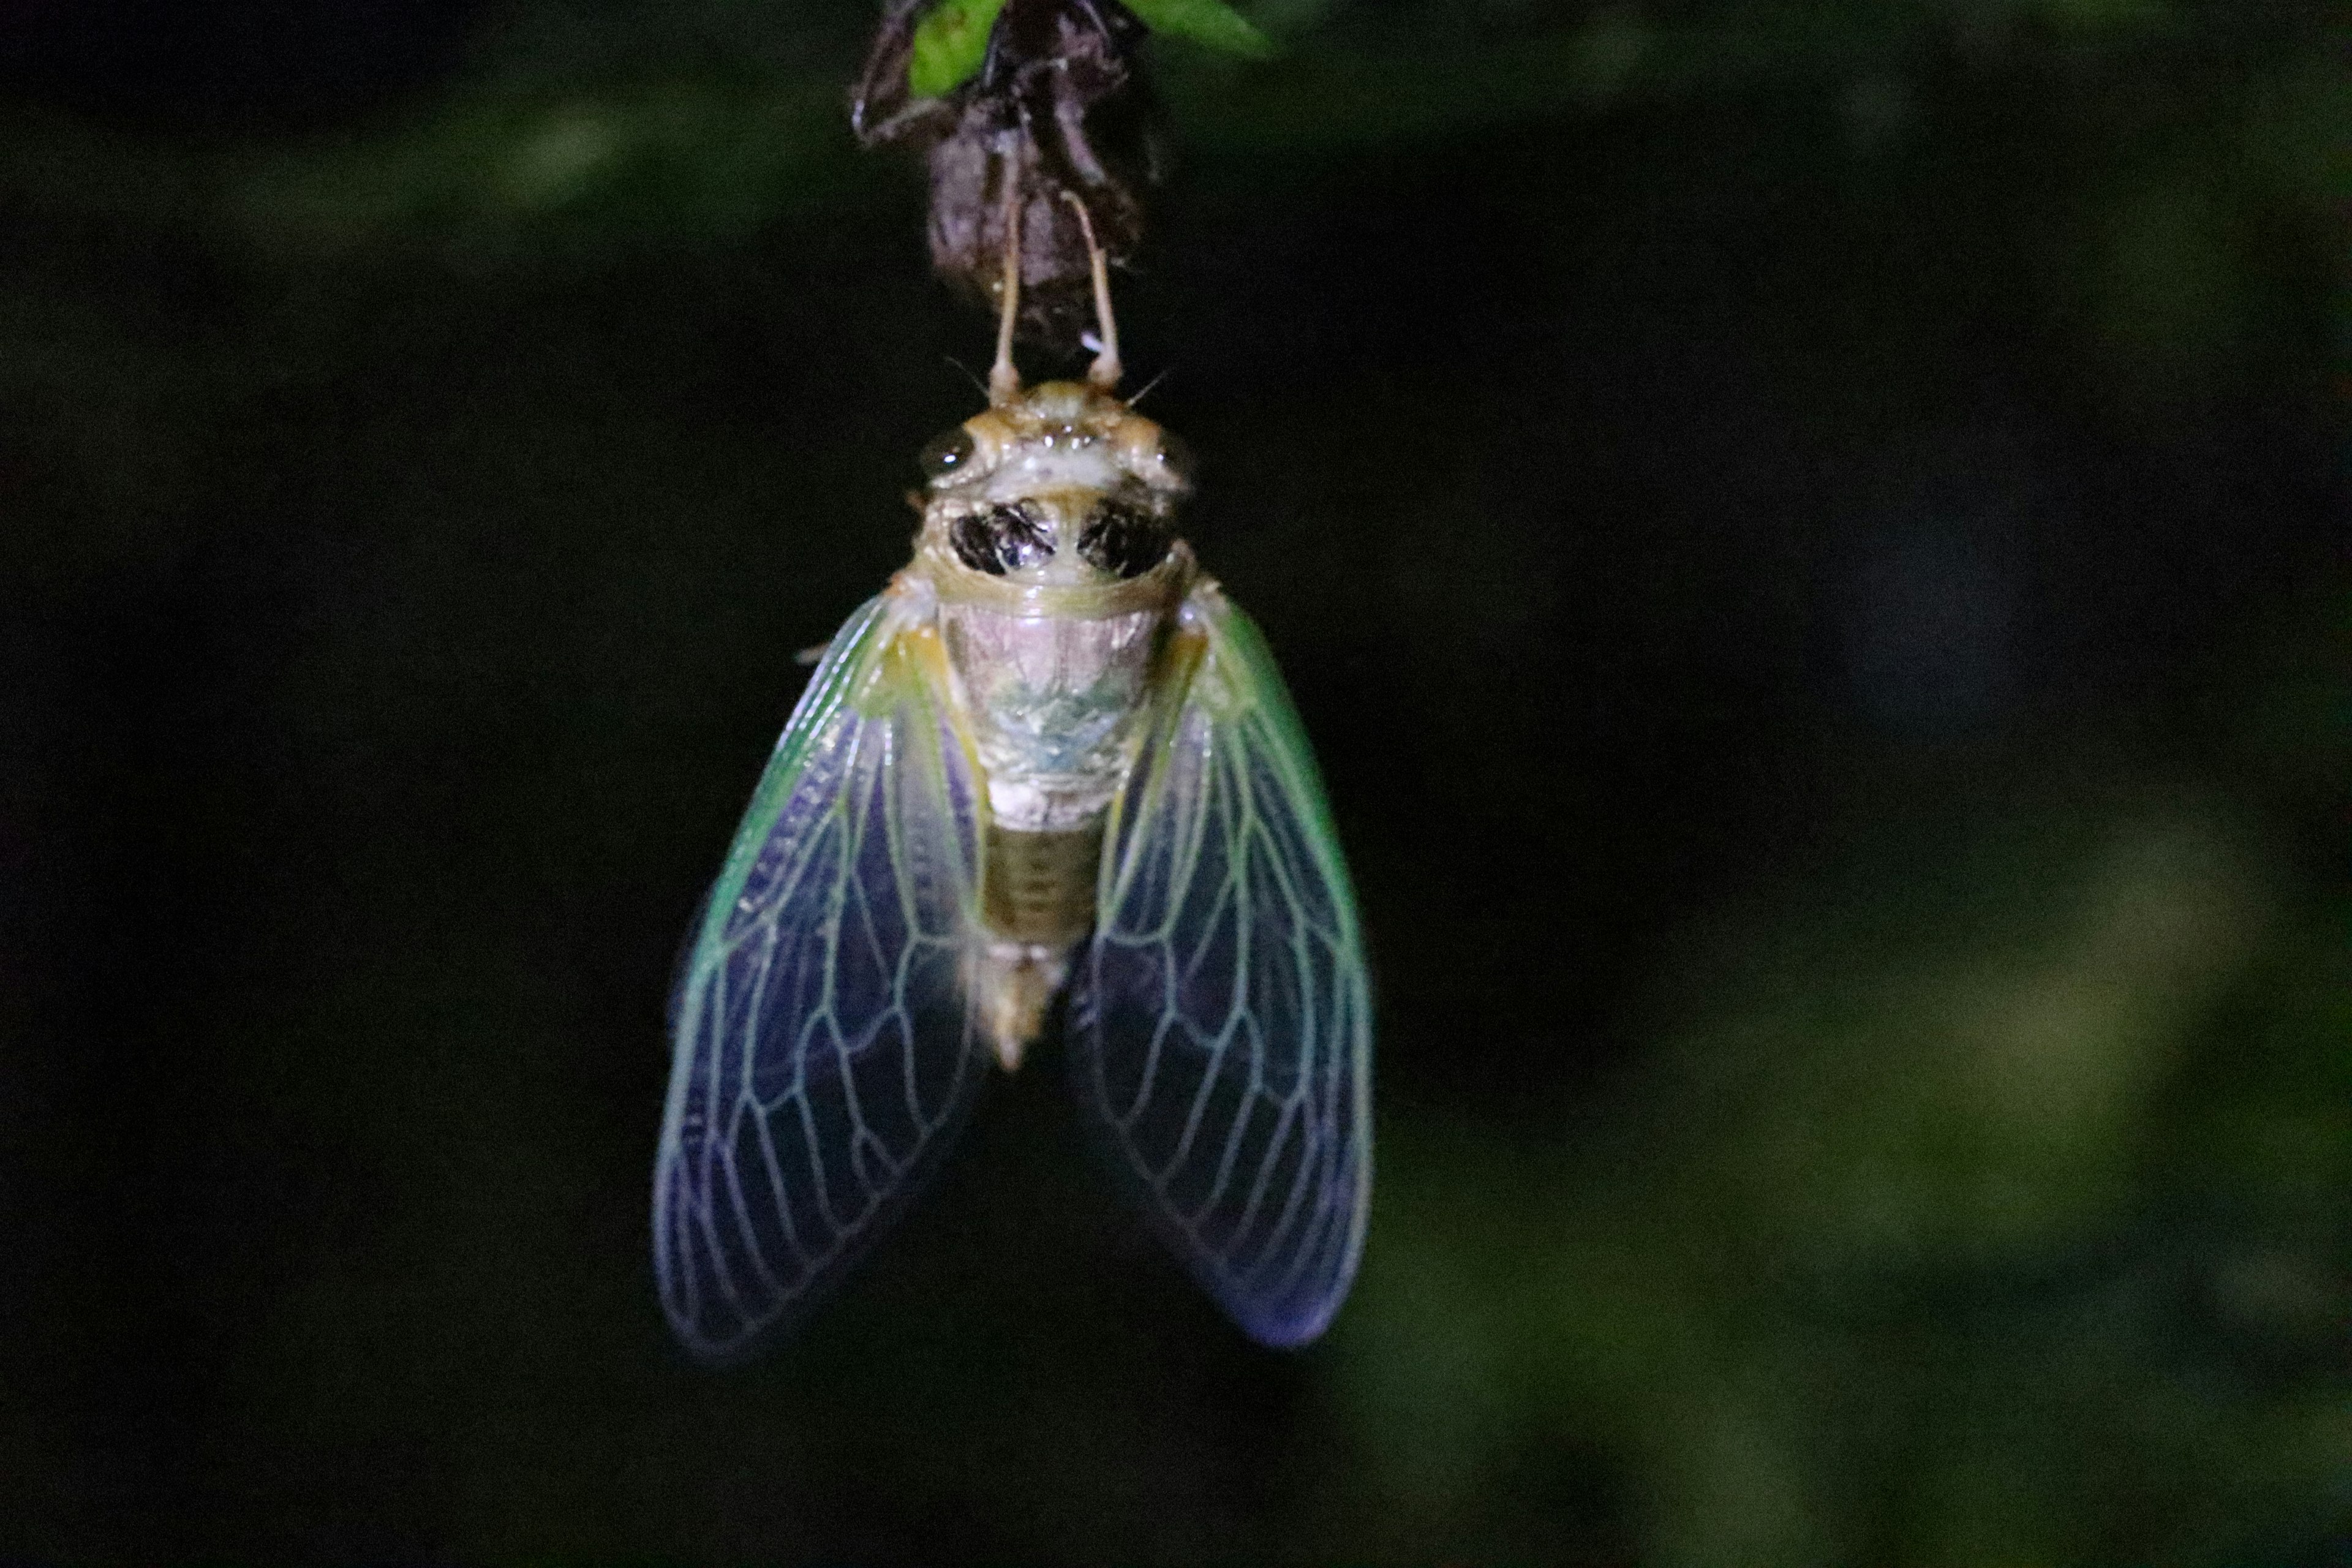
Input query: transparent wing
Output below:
<box><xmin>1070</xmin><ymin>587</ymin><xmax>1373</xmax><ymax>1348</ymax></box>
<box><xmin>654</xmin><ymin>594</ymin><xmax>984</xmax><ymax>1362</ymax></box>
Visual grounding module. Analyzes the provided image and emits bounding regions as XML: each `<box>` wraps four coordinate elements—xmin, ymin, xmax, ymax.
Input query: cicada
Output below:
<box><xmin>653</xmin><ymin>203</ymin><xmax>1370</xmax><ymax>1360</ymax></box>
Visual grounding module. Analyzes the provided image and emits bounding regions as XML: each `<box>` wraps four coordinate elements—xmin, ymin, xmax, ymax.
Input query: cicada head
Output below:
<box><xmin>914</xmin><ymin>381</ymin><xmax>1196</xmax><ymax>601</ymax></box>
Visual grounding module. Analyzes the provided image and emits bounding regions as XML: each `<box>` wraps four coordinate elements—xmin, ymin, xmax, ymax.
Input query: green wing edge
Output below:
<box><xmin>1197</xmin><ymin>589</ymin><xmax>1365</xmax><ymax>951</ymax></box>
<box><xmin>682</xmin><ymin>594</ymin><xmax>895</xmax><ymax>978</ymax></box>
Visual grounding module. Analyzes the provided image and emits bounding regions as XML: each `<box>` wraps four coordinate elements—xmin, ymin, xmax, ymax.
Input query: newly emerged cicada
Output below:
<box><xmin>652</xmin><ymin>190</ymin><xmax>1370</xmax><ymax>1359</ymax></box>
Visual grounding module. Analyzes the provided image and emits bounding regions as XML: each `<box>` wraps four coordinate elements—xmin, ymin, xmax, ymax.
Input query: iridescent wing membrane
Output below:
<box><xmin>655</xmin><ymin>596</ymin><xmax>986</xmax><ymax>1362</ymax></box>
<box><xmin>1072</xmin><ymin>592</ymin><xmax>1373</xmax><ymax>1347</ymax></box>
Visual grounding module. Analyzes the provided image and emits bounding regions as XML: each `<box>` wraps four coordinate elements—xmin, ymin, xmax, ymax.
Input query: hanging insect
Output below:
<box><xmin>652</xmin><ymin>175</ymin><xmax>1370</xmax><ymax>1359</ymax></box>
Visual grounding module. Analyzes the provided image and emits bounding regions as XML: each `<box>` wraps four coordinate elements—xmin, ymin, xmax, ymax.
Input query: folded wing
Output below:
<box><xmin>1070</xmin><ymin>589</ymin><xmax>1373</xmax><ymax>1347</ymax></box>
<box><xmin>655</xmin><ymin>597</ymin><xmax>984</xmax><ymax>1362</ymax></box>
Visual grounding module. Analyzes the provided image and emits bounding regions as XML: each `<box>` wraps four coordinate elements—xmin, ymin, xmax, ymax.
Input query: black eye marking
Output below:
<box><xmin>951</xmin><ymin>502</ymin><xmax>1053</xmax><ymax>575</ymax></box>
<box><xmin>919</xmin><ymin>426</ymin><xmax>976</xmax><ymax>480</ymax></box>
<box><xmin>1077</xmin><ymin>498</ymin><xmax>1173</xmax><ymax>579</ymax></box>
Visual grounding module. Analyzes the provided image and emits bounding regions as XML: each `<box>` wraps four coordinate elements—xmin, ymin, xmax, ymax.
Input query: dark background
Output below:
<box><xmin>1</xmin><ymin>0</ymin><xmax>2345</xmax><ymax>1561</ymax></box>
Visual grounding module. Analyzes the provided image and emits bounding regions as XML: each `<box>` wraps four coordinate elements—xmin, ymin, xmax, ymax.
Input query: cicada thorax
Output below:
<box><xmin>907</xmin><ymin>380</ymin><xmax>1197</xmax><ymax>1066</ymax></box>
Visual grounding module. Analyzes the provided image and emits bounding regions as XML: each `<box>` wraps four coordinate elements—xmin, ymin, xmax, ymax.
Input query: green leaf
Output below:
<box><xmin>907</xmin><ymin>0</ymin><xmax>1275</xmax><ymax>100</ymax></box>
<box><xmin>1123</xmin><ymin>0</ymin><xmax>1276</xmax><ymax>59</ymax></box>
<box><xmin>908</xmin><ymin>0</ymin><xmax>1008</xmax><ymax>97</ymax></box>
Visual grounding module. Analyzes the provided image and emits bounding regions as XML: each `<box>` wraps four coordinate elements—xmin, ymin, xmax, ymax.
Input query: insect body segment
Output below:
<box><xmin>920</xmin><ymin>382</ymin><xmax>1193</xmax><ymax>1065</ymax></box>
<box><xmin>655</xmin><ymin>385</ymin><xmax>1370</xmax><ymax>1357</ymax></box>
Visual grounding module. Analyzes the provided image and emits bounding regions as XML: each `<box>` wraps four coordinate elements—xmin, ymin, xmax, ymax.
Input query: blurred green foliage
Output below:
<box><xmin>0</xmin><ymin>1</ymin><xmax>2343</xmax><ymax>1563</ymax></box>
<box><xmin>1122</xmin><ymin>0</ymin><xmax>1278</xmax><ymax>61</ymax></box>
<box><xmin>1345</xmin><ymin>793</ymin><xmax>2350</xmax><ymax>1563</ymax></box>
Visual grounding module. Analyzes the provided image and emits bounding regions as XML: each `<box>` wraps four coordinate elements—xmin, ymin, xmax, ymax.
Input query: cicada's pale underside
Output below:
<box><xmin>651</xmin><ymin>375</ymin><xmax>1370</xmax><ymax>1358</ymax></box>
<box><xmin>654</xmin><ymin>376</ymin><xmax>1373</xmax><ymax>1354</ymax></box>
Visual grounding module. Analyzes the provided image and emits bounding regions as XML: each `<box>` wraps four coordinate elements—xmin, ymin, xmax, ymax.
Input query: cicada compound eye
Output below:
<box><xmin>919</xmin><ymin>426</ymin><xmax>977</xmax><ymax>481</ymax></box>
<box><xmin>1112</xmin><ymin>417</ymin><xmax>1195</xmax><ymax>496</ymax></box>
<box><xmin>1155</xmin><ymin>429</ymin><xmax>1196</xmax><ymax>492</ymax></box>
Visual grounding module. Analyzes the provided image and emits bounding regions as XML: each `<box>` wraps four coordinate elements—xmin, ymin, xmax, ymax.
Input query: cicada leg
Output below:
<box><xmin>1060</xmin><ymin>189</ymin><xmax>1123</xmax><ymax>392</ymax></box>
<box><xmin>989</xmin><ymin>153</ymin><xmax>1026</xmax><ymax>404</ymax></box>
